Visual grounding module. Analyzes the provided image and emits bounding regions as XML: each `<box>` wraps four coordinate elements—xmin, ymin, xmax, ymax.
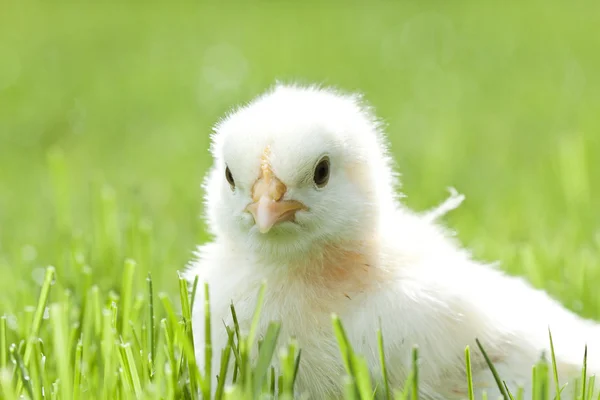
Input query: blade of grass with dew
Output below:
<box><xmin>128</xmin><ymin>320</ymin><xmax>143</xmax><ymax>357</ymax></box>
<box><xmin>22</xmin><ymin>267</ymin><xmax>55</xmax><ymax>367</ymax></box>
<box><xmin>476</xmin><ymin>338</ymin><xmax>511</xmax><ymax>400</ymax></box>
<box><xmin>35</xmin><ymin>339</ymin><xmax>51</xmax><ymax>400</ymax></box>
<box><xmin>123</xmin><ymin>342</ymin><xmax>143</xmax><ymax>398</ymax></box>
<box><xmin>139</xmin><ymin>322</ymin><xmax>149</xmax><ymax>390</ymax></box>
<box><xmin>117</xmin><ymin>344</ymin><xmax>134</xmax><ymax>397</ymax></box>
<box><xmin>27</xmin><ymin>340</ymin><xmax>43</xmax><ymax>400</ymax></box>
<box><xmin>108</xmin><ymin>293</ymin><xmax>119</xmax><ymax>327</ymax></box>
<box><xmin>10</xmin><ymin>343</ymin><xmax>35</xmax><ymax>400</ymax></box>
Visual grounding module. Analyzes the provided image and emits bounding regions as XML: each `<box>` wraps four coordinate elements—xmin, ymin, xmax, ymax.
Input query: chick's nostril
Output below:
<box><xmin>270</xmin><ymin>179</ymin><xmax>287</xmax><ymax>201</ymax></box>
<box><xmin>251</xmin><ymin>173</ymin><xmax>287</xmax><ymax>202</ymax></box>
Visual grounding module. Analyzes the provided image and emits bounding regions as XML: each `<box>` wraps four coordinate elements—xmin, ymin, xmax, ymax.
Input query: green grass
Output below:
<box><xmin>1</xmin><ymin>1</ymin><xmax>599</xmax><ymax>398</ymax></box>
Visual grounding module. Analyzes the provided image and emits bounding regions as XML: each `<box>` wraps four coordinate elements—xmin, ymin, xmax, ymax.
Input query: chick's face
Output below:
<box><xmin>205</xmin><ymin>86</ymin><xmax>393</xmax><ymax>260</ymax></box>
<box><xmin>203</xmin><ymin>86</ymin><xmax>389</xmax><ymax>259</ymax></box>
<box><xmin>208</xmin><ymin>139</ymin><xmax>364</xmax><ymax>258</ymax></box>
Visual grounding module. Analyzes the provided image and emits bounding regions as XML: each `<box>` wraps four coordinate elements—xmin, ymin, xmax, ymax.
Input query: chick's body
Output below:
<box><xmin>186</xmin><ymin>84</ymin><xmax>599</xmax><ymax>399</ymax></box>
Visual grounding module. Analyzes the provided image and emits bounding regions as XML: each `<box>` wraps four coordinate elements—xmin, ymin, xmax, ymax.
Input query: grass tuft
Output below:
<box><xmin>0</xmin><ymin>265</ymin><xmax>598</xmax><ymax>399</ymax></box>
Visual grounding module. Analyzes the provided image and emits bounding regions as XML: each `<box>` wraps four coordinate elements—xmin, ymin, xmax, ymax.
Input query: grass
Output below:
<box><xmin>0</xmin><ymin>1</ymin><xmax>599</xmax><ymax>399</ymax></box>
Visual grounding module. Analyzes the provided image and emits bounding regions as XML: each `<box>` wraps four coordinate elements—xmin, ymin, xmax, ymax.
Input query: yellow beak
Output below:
<box><xmin>245</xmin><ymin>161</ymin><xmax>306</xmax><ymax>233</ymax></box>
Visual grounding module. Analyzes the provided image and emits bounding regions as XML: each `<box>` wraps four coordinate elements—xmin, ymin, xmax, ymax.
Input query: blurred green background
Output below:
<box><xmin>0</xmin><ymin>2</ymin><xmax>599</xmax><ymax>318</ymax></box>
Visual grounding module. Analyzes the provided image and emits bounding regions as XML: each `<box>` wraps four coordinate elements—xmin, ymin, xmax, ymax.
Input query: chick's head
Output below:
<box><xmin>203</xmin><ymin>83</ymin><xmax>399</xmax><ymax>260</ymax></box>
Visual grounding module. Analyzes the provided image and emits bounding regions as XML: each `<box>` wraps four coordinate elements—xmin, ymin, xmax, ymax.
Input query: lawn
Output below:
<box><xmin>0</xmin><ymin>1</ymin><xmax>599</xmax><ymax>398</ymax></box>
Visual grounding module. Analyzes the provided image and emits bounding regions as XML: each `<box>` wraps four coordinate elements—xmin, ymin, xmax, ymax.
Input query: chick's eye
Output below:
<box><xmin>225</xmin><ymin>166</ymin><xmax>235</xmax><ymax>189</ymax></box>
<box><xmin>313</xmin><ymin>157</ymin><xmax>330</xmax><ymax>188</ymax></box>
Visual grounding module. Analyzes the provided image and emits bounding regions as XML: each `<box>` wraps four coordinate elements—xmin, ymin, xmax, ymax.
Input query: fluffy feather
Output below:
<box><xmin>186</xmin><ymin>83</ymin><xmax>600</xmax><ymax>399</ymax></box>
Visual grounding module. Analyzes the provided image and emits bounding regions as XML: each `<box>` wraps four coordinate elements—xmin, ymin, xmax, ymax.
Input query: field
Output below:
<box><xmin>1</xmin><ymin>1</ymin><xmax>599</xmax><ymax>398</ymax></box>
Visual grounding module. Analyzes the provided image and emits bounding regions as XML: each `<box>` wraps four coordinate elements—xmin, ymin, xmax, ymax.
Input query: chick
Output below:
<box><xmin>186</xmin><ymin>83</ymin><xmax>599</xmax><ymax>399</ymax></box>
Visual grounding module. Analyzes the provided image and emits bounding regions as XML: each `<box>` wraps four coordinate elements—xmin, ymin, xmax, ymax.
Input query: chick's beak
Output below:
<box><xmin>245</xmin><ymin>170</ymin><xmax>306</xmax><ymax>233</ymax></box>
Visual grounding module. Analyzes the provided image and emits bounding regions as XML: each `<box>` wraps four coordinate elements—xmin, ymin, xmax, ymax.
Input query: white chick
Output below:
<box><xmin>186</xmin><ymin>83</ymin><xmax>599</xmax><ymax>399</ymax></box>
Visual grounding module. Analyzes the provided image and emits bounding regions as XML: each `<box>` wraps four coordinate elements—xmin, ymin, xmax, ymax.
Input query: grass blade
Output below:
<box><xmin>377</xmin><ymin>324</ymin><xmax>392</xmax><ymax>400</ymax></box>
<box><xmin>332</xmin><ymin>314</ymin><xmax>359</xmax><ymax>398</ymax></box>
<box><xmin>215</xmin><ymin>327</ymin><xmax>234</xmax><ymax>400</ymax></box>
<box><xmin>147</xmin><ymin>272</ymin><xmax>156</xmax><ymax>375</ymax></box>
<box><xmin>332</xmin><ymin>314</ymin><xmax>353</xmax><ymax>375</ymax></box>
<box><xmin>0</xmin><ymin>316</ymin><xmax>6</xmax><ymax>369</ymax></box>
<box><xmin>190</xmin><ymin>275</ymin><xmax>200</xmax><ymax>312</ymax></box>
<box><xmin>581</xmin><ymin>344</ymin><xmax>588</xmax><ymax>399</ymax></box>
<box><xmin>548</xmin><ymin>328</ymin><xmax>561</xmax><ymax>400</ymax></box>
<box><xmin>476</xmin><ymin>338</ymin><xmax>510</xmax><ymax>400</ymax></box>
<box><xmin>412</xmin><ymin>346</ymin><xmax>419</xmax><ymax>400</ymax></box>
<box><xmin>50</xmin><ymin>303</ymin><xmax>72</xmax><ymax>400</ymax></box>
<box><xmin>292</xmin><ymin>348</ymin><xmax>302</xmax><ymax>388</ymax></box>
<box><xmin>247</xmin><ymin>282</ymin><xmax>267</xmax><ymax>349</ymax></box>
<box><xmin>73</xmin><ymin>339</ymin><xmax>83</xmax><ymax>400</ymax></box>
<box><xmin>203</xmin><ymin>282</ymin><xmax>212</xmax><ymax>398</ymax></box>
<box><xmin>123</xmin><ymin>342</ymin><xmax>143</xmax><ymax>398</ymax></box>
<box><xmin>11</xmin><ymin>343</ymin><xmax>35</xmax><ymax>400</ymax></box>
<box><xmin>465</xmin><ymin>346</ymin><xmax>475</xmax><ymax>400</ymax></box>
<box><xmin>252</xmin><ymin>322</ymin><xmax>281</xmax><ymax>398</ymax></box>
<box><xmin>23</xmin><ymin>267</ymin><xmax>55</xmax><ymax>366</ymax></box>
